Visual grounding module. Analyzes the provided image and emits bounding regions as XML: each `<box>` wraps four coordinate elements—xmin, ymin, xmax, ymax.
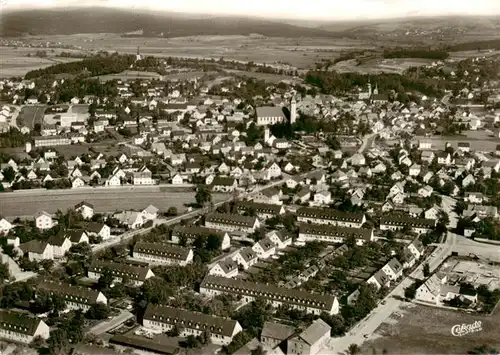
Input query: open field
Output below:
<box><xmin>0</xmin><ymin>47</ymin><xmax>81</xmax><ymax>78</ymax></box>
<box><xmin>334</xmin><ymin>57</ymin><xmax>436</xmax><ymax>74</ymax></box>
<box><xmin>7</xmin><ymin>34</ymin><xmax>375</xmax><ymax>69</ymax></box>
<box><xmin>0</xmin><ymin>189</ymin><xmax>229</xmax><ymax>217</ymax></box>
<box><xmin>17</xmin><ymin>105</ymin><xmax>46</xmax><ymax>129</ymax></box>
<box><xmin>361</xmin><ymin>303</ymin><xmax>500</xmax><ymax>354</ymax></box>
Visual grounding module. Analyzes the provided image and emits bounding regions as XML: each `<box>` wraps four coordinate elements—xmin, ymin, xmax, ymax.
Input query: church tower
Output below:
<box><xmin>368</xmin><ymin>81</ymin><xmax>372</xmax><ymax>97</ymax></box>
<box><xmin>136</xmin><ymin>47</ymin><xmax>142</xmax><ymax>61</ymax></box>
<box><xmin>373</xmin><ymin>83</ymin><xmax>379</xmax><ymax>95</ymax></box>
<box><xmin>290</xmin><ymin>96</ymin><xmax>297</xmax><ymax>124</ymax></box>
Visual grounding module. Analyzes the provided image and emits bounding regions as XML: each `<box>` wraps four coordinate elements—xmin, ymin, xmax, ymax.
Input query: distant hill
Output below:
<box><xmin>318</xmin><ymin>16</ymin><xmax>500</xmax><ymax>43</ymax></box>
<box><xmin>0</xmin><ymin>8</ymin><xmax>341</xmax><ymax>38</ymax></box>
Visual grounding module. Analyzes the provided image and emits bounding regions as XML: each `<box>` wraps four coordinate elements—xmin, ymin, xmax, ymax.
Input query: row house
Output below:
<box><xmin>37</xmin><ymin>282</ymin><xmax>107</xmax><ymax>312</ymax></box>
<box><xmin>88</xmin><ymin>260</ymin><xmax>154</xmax><ymax>287</ymax></box>
<box><xmin>380</xmin><ymin>215</ymin><xmax>436</xmax><ymax>234</ymax></box>
<box><xmin>205</xmin><ymin>213</ymin><xmax>260</xmax><ymax>234</ymax></box>
<box><xmin>265</xmin><ymin>230</ymin><xmax>293</xmax><ymax>249</ymax></box>
<box><xmin>251</xmin><ymin>237</ymin><xmax>277</xmax><ymax>259</ymax></box>
<box><xmin>0</xmin><ymin>310</ymin><xmax>50</xmax><ymax>344</ymax></box>
<box><xmin>133</xmin><ymin>242</ymin><xmax>193</xmax><ymax>266</ymax></box>
<box><xmin>235</xmin><ymin>201</ymin><xmax>285</xmax><ymax>220</ymax></box>
<box><xmin>171</xmin><ymin>226</ymin><xmax>231</xmax><ymax>250</ymax></box>
<box><xmin>209</xmin><ymin>259</ymin><xmax>239</xmax><ymax>278</ymax></box>
<box><xmin>143</xmin><ymin>305</ymin><xmax>242</xmax><ymax>346</ymax></box>
<box><xmin>231</xmin><ymin>247</ymin><xmax>258</xmax><ymax>269</ymax></box>
<box><xmin>296</xmin><ymin>207</ymin><xmax>366</xmax><ymax>228</ymax></box>
<box><xmin>200</xmin><ymin>276</ymin><xmax>339</xmax><ymax>315</ymax></box>
<box><xmin>297</xmin><ymin>223</ymin><xmax>374</xmax><ymax>245</ymax></box>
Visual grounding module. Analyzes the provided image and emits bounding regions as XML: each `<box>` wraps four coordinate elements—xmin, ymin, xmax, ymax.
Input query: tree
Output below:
<box><xmin>195</xmin><ymin>184</ymin><xmax>212</xmax><ymax>207</ymax></box>
<box><xmin>166</xmin><ymin>207</ymin><xmax>178</xmax><ymax>216</ymax></box>
<box><xmin>0</xmin><ymin>263</ymin><xmax>10</xmax><ymax>283</ymax></box>
<box><xmin>423</xmin><ymin>263</ymin><xmax>430</xmax><ymax>278</ymax></box>
<box><xmin>85</xmin><ymin>303</ymin><xmax>111</xmax><ymax>320</ymax></box>
<box><xmin>348</xmin><ymin>344</ymin><xmax>361</xmax><ymax>355</ymax></box>
<box><xmin>47</xmin><ymin>329</ymin><xmax>69</xmax><ymax>355</ymax></box>
<box><xmin>184</xmin><ymin>335</ymin><xmax>200</xmax><ymax>348</ymax></box>
<box><xmin>96</xmin><ymin>267</ymin><xmax>114</xmax><ymax>291</ymax></box>
<box><xmin>2</xmin><ymin>166</ymin><xmax>15</xmax><ymax>182</ymax></box>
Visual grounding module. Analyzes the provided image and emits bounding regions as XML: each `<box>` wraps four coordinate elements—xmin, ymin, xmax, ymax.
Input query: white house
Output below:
<box><xmin>19</xmin><ymin>240</ymin><xmax>53</xmax><ymax>261</ymax></box>
<box><xmin>34</xmin><ymin>211</ymin><xmax>55</xmax><ymax>230</ymax></box>
<box><xmin>171</xmin><ymin>174</ymin><xmax>184</xmax><ymax>185</ymax></box>
<box><xmin>231</xmin><ymin>247</ymin><xmax>258</xmax><ymax>270</ymax></box>
<box><xmin>143</xmin><ymin>305</ymin><xmax>243</xmax><ymax>346</ymax></box>
<box><xmin>85</xmin><ymin>222</ymin><xmax>111</xmax><ymax>241</ymax></box>
<box><xmin>209</xmin><ymin>259</ymin><xmax>239</xmax><ymax>278</ymax></box>
<box><xmin>47</xmin><ymin>234</ymin><xmax>72</xmax><ymax>258</ymax></box>
<box><xmin>75</xmin><ymin>201</ymin><xmax>94</xmax><ymax>220</ymax></box>
<box><xmin>0</xmin><ymin>218</ymin><xmax>13</xmax><ymax>235</ymax></box>
<box><xmin>266</xmin><ymin>230</ymin><xmax>293</xmax><ymax>249</ymax></box>
<box><xmin>251</xmin><ymin>238</ymin><xmax>276</xmax><ymax>259</ymax></box>
<box><xmin>142</xmin><ymin>205</ymin><xmax>159</xmax><ymax>221</ymax></box>
<box><xmin>0</xmin><ymin>311</ymin><xmax>50</xmax><ymax>344</ymax></box>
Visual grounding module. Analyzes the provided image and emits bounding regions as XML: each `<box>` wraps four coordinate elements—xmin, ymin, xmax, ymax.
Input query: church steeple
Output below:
<box><xmin>373</xmin><ymin>83</ymin><xmax>379</xmax><ymax>95</ymax></box>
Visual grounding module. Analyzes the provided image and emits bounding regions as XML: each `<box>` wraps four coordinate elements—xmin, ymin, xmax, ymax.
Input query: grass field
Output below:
<box><xmin>361</xmin><ymin>303</ymin><xmax>500</xmax><ymax>354</ymax></box>
<box><xmin>0</xmin><ymin>47</ymin><xmax>81</xmax><ymax>78</ymax></box>
<box><xmin>0</xmin><ymin>190</ymin><xmax>229</xmax><ymax>217</ymax></box>
<box><xmin>6</xmin><ymin>34</ymin><xmax>375</xmax><ymax>70</ymax></box>
<box><xmin>17</xmin><ymin>105</ymin><xmax>46</xmax><ymax>129</ymax></box>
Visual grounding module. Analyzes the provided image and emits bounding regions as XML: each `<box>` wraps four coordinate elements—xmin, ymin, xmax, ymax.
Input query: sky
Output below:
<box><xmin>3</xmin><ymin>0</ymin><xmax>500</xmax><ymax>20</ymax></box>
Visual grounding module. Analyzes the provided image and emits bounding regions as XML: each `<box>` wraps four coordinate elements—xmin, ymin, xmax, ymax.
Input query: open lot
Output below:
<box><xmin>17</xmin><ymin>105</ymin><xmax>46</xmax><ymax>129</ymax></box>
<box><xmin>361</xmin><ymin>303</ymin><xmax>500</xmax><ymax>354</ymax></box>
<box><xmin>7</xmin><ymin>34</ymin><xmax>375</xmax><ymax>69</ymax></box>
<box><xmin>0</xmin><ymin>47</ymin><xmax>81</xmax><ymax>78</ymax></box>
<box><xmin>0</xmin><ymin>189</ymin><xmax>228</xmax><ymax>217</ymax></box>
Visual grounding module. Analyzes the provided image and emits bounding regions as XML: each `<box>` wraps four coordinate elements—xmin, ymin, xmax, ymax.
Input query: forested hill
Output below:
<box><xmin>0</xmin><ymin>8</ymin><xmax>340</xmax><ymax>38</ymax></box>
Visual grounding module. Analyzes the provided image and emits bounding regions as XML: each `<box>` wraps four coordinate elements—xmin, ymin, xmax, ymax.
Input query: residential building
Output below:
<box><xmin>205</xmin><ymin>213</ymin><xmax>260</xmax><ymax>234</ymax></box>
<box><xmin>261</xmin><ymin>321</ymin><xmax>295</xmax><ymax>349</ymax></box>
<box><xmin>84</xmin><ymin>222</ymin><xmax>111</xmax><ymax>240</ymax></box>
<box><xmin>75</xmin><ymin>201</ymin><xmax>94</xmax><ymax>219</ymax></box>
<box><xmin>88</xmin><ymin>260</ymin><xmax>154</xmax><ymax>286</ymax></box>
<box><xmin>200</xmin><ymin>276</ymin><xmax>339</xmax><ymax>315</ymax></box>
<box><xmin>381</xmin><ymin>258</ymin><xmax>404</xmax><ymax>281</ymax></box>
<box><xmin>0</xmin><ymin>310</ymin><xmax>50</xmax><ymax>344</ymax></box>
<box><xmin>296</xmin><ymin>207</ymin><xmax>366</xmax><ymax>228</ymax></box>
<box><xmin>34</xmin><ymin>136</ymin><xmax>71</xmax><ymax>148</ymax></box>
<box><xmin>251</xmin><ymin>237</ymin><xmax>276</xmax><ymax>259</ymax></box>
<box><xmin>47</xmin><ymin>234</ymin><xmax>72</xmax><ymax>258</ymax></box>
<box><xmin>235</xmin><ymin>201</ymin><xmax>285</xmax><ymax>220</ymax></box>
<box><xmin>18</xmin><ymin>240</ymin><xmax>53</xmax><ymax>261</ymax></box>
<box><xmin>297</xmin><ymin>224</ymin><xmax>374</xmax><ymax>245</ymax></box>
<box><xmin>37</xmin><ymin>282</ymin><xmax>107</xmax><ymax>312</ymax></box>
<box><xmin>380</xmin><ymin>215</ymin><xmax>436</xmax><ymax>234</ymax></box>
<box><xmin>34</xmin><ymin>211</ymin><xmax>55</xmax><ymax>230</ymax></box>
<box><xmin>367</xmin><ymin>269</ymin><xmax>391</xmax><ymax>290</ymax></box>
<box><xmin>143</xmin><ymin>305</ymin><xmax>242</xmax><ymax>346</ymax></box>
<box><xmin>0</xmin><ymin>218</ymin><xmax>13</xmax><ymax>234</ymax></box>
<box><xmin>287</xmin><ymin>318</ymin><xmax>331</xmax><ymax>355</ymax></box>
<box><xmin>133</xmin><ymin>242</ymin><xmax>194</xmax><ymax>266</ymax></box>
<box><xmin>266</xmin><ymin>230</ymin><xmax>293</xmax><ymax>249</ymax></box>
<box><xmin>142</xmin><ymin>205</ymin><xmax>159</xmax><ymax>221</ymax></box>
<box><xmin>208</xmin><ymin>259</ymin><xmax>239</xmax><ymax>278</ymax></box>
<box><xmin>231</xmin><ymin>247</ymin><xmax>258</xmax><ymax>269</ymax></box>
<box><xmin>211</xmin><ymin>177</ymin><xmax>238</xmax><ymax>192</ymax></box>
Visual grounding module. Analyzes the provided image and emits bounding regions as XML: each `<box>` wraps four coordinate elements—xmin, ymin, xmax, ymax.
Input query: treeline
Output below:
<box><xmin>383</xmin><ymin>48</ymin><xmax>449</xmax><ymax>60</ymax></box>
<box><xmin>305</xmin><ymin>70</ymin><xmax>453</xmax><ymax>98</ymax></box>
<box><xmin>448</xmin><ymin>38</ymin><xmax>500</xmax><ymax>52</ymax></box>
<box><xmin>24</xmin><ymin>54</ymin><xmax>136</xmax><ymax>79</ymax></box>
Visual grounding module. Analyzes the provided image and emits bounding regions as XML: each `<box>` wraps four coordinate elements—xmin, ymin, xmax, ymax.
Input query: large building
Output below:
<box><xmin>296</xmin><ymin>207</ymin><xmax>366</xmax><ymax>228</ymax></box>
<box><xmin>298</xmin><ymin>223</ymin><xmax>374</xmax><ymax>245</ymax></box>
<box><xmin>200</xmin><ymin>276</ymin><xmax>339</xmax><ymax>315</ymax></box>
<box><xmin>133</xmin><ymin>242</ymin><xmax>193</xmax><ymax>266</ymax></box>
<box><xmin>34</xmin><ymin>136</ymin><xmax>71</xmax><ymax>148</ymax></box>
<box><xmin>37</xmin><ymin>282</ymin><xmax>107</xmax><ymax>312</ymax></box>
<box><xmin>255</xmin><ymin>106</ymin><xmax>286</xmax><ymax>126</ymax></box>
<box><xmin>143</xmin><ymin>305</ymin><xmax>242</xmax><ymax>346</ymax></box>
<box><xmin>380</xmin><ymin>215</ymin><xmax>436</xmax><ymax>234</ymax></box>
<box><xmin>0</xmin><ymin>310</ymin><xmax>50</xmax><ymax>344</ymax></box>
<box><xmin>88</xmin><ymin>260</ymin><xmax>154</xmax><ymax>286</ymax></box>
<box><xmin>235</xmin><ymin>201</ymin><xmax>285</xmax><ymax>221</ymax></box>
<box><xmin>205</xmin><ymin>213</ymin><xmax>260</xmax><ymax>234</ymax></box>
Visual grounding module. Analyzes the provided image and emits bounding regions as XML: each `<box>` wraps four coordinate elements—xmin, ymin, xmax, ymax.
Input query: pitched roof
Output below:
<box><xmin>297</xmin><ymin>207</ymin><xmax>365</xmax><ymax>224</ymax></box>
<box><xmin>297</xmin><ymin>318</ymin><xmax>331</xmax><ymax>345</ymax></box>
<box><xmin>236</xmin><ymin>201</ymin><xmax>283</xmax><ymax>215</ymax></box>
<box><xmin>144</xmin><ymin>305</ymin><xmax>239</xmax><ymax>337</ymax></box>
<box><xmin>380</xmin><ymin>215</ymin><xmax>435</xmax><ymax>228</ymax></box>
<box><xmin>172</xmin><ymin>225</ymin><xmax>224</xmax><ymax>239</ymax></box>
<box><xmin>89</xmin><ymin>260</ymin><xmax>152</xmax><ymax>281</ymax></box>
<box><xmin>134</xmin><ymin>242</ymin><xmax>192</xmax><ymax>261</ymax></box>
<box><xmin>0</xmin><ymin>310</ymin><xmax>42</xmax><ymax>336</ymax></box>
<box><xmin>201</xmin><ymin>276</ymin><xmax>337</xmax><ymax>312</ymax></box>
<box><xmin>256</xmin><ymin>106</ymin><xmax>285</xmax><ymax>118</ymax></box>
<box><xmin>299</xmin><ymin>223</ymin><xmax>373</xmax><ymax>242</ymax></box>
<box><xmin>205</xmin><ymin>213</ymin><xmax>257</xmax><ymax>228</ymax></box>
<box><xmin>261</xmin><ymin>321</ymin><xmax>295</xmax><ymax>341</ymax></box>
<box><xmin>19</xmin><ymin>240</ymin><xmax>50</xmax><ymax>254</ymax></box>
<box><xmin>37</xmin><ymin>282</ymin><xmax>102</xmax><ymax>305</ymax></box>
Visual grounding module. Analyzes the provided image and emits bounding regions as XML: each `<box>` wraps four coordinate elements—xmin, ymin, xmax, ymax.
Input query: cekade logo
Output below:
<box><xmin>451</xmin><ymin>321</ymin><xmax>483</xmax><ymax>337</ymax></box>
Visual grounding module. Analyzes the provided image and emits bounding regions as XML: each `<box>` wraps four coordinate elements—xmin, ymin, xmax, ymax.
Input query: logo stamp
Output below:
<box><xmin>451</xmin><ymin>321</ymin><xmax>482</xmax><ymax>337</ymax></box>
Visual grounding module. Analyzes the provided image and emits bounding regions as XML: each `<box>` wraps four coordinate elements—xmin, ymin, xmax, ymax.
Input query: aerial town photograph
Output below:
<box><xmin>0</xmin><ymin>1</ymin><xmax>499</xmax><ymax>354</ymax></box>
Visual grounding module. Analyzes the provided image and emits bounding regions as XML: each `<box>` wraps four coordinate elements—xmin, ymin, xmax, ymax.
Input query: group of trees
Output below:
<box><xmin>383</xmin><ymin>48</ymin><xmax>449</xmax><ymax>60</ymax></box>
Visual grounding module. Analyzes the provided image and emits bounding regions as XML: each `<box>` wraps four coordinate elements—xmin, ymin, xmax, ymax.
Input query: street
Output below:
<box><xmin>88</xmin><ymin>310</ymin><xmax>134</xmax><ymax>335</ymax></box>
<box><xmin>328</xmin><ymin>233</ymin><xmax>457</xmax><ymax>354</ymax></box>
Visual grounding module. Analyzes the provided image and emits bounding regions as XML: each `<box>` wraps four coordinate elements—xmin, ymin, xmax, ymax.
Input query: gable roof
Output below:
<box><xmin>0</xmin><ymin>310</ymin><xmax>42</xmax><ymax>336</ymax></box>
